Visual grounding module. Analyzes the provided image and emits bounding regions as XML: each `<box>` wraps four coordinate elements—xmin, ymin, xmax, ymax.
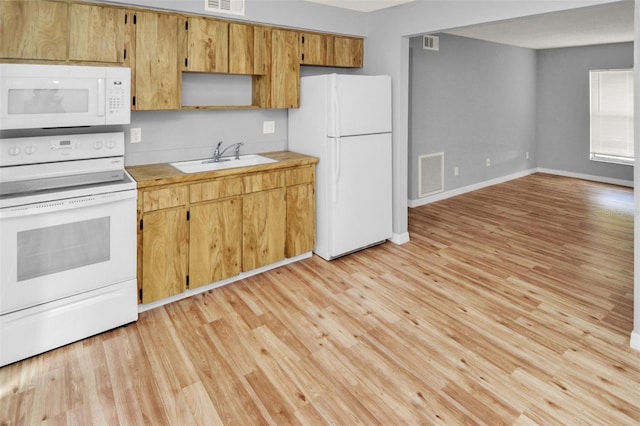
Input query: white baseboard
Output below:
<box><xmin>138</xmin><ymin>252</ymin><xmax>312</xmax><ymax>313</ymax></box>
<box><xmin>390</xmin><ymin>232</ymin><xmax>410</xmax><ymax>245</ymax></box>
<box><xmin>631</xmin><ymin>330</ymin><xmax>640</xmax><ymax>351</ymax></box>
<box><xmin>536</xmin><ymin>168</ymin><xmax>634</xmax><ymax>187</ymax></box>
<box><xmin>408</xmin><ymin>168</ymin><xmax>537</xmax><ymax>207</ymax></box>
<box><xmin>409</xmin><ymin>167</ymin><xmax>634</xmax><ymax>207</ymax></box>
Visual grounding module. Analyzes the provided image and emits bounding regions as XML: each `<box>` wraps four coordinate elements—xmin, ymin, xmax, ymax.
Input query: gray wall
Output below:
<box><xmin>103</xmin><ymin>0</ymin><xmax>368</xmax><ymax>36</ymax></box>
<box><xmin>537</xmin><ymin>42</ymin><xmax>634</xmax><ymax>181</ymax></box>
<box><xmin>409</xmin><ymin>34</ymin><xmax>537</xmax><ymax>199</ymax></box>
<box><xmin>364</xmin><ymin>0</ymin><xmax>615</xmax><ymax>238</ymax></box>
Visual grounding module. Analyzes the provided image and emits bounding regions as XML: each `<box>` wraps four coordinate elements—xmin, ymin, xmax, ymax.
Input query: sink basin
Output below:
<box><xmin>170</xmin><ymin>154</ymin><xmax>278</xmax><ymax>174</ymax></box>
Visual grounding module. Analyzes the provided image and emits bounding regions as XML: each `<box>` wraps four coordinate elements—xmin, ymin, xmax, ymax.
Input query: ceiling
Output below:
<box><xmin>442</xmin><ymin>1</ymin><xmax>634</xmax><ymax>50</ymax></box>
<box><xmin>304</xmin><ymin>0</ymin><xmax>415</xmax><ymax>13</ymax></box>
<box><xmin>304</xmin><ymin>0</ymin><xmax>633</xmax><ymax>50</ymax></box>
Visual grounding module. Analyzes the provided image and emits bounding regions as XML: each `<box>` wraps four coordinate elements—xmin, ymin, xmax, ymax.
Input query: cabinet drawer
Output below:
<box><xmin>190</xmin><ymin>177</ymin><xmax>243</xmax><ymax>203</ymax></box>
<box><xmin>243</xmin><ymin>171</ymin><xmax>284</xmax><ymax>193</ymax></box>
<box><xmin>285</xmin><ymin>166</ymin><xmax>314</xmax><ymax>186</ymax></box>
<box><xmin>142</xmin><ymin>186</ymin><xmax>188</xmax><ymax>212</ymax></box>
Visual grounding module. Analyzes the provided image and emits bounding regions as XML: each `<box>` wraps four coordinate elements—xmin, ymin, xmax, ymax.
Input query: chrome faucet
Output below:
<box><xmin>213</xmin><ymin>141</ymin><xmax>244</xmax><ymax>161</ymax></box>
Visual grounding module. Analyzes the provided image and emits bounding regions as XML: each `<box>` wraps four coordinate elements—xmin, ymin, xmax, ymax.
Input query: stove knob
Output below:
<box><xmin>93</xmin><ymin>141</ymin><xmax>104</xmax><ymax>150</ymax></box>
<box><xmin>8</xmin><ymin>146</ymin><xmax>20</xmax><ymax>156</ymax></box>
<box><xmin>24</xmin><ymin>145</ymin><xmax>36</xmax><ymax>155</ymax></box>
<box><xmin>106</xmin><ymin>140</ymin><xmax>116</xmax><ymax>149</ymax></box>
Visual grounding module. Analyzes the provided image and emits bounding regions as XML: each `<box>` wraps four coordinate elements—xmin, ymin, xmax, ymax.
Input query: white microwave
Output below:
<box><xmin>0</xmin><ymin>64</ymin><xmax>130</xmax><ymax>130</ymax></box>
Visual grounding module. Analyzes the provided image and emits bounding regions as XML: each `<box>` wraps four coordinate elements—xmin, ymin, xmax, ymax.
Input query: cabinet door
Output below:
<box><xmin>141</xmin><ymin>207</ymin><xmax>188</xmax><ymax>304</ymax></box>
<box><xmin>0</xmin><ymin>0</ymin><xmax>68</xmax><ymax>61</ymax></box>
<box><xmin>333</xmin><ymin>36</ymin><xmax>363</xmax><ymax>68</ymax></box>
<box><xmin>242</xmin><ymin>188</ymin><xmax>286</xmax><ymax>271</ymax></box>
<box><xmin>134</xmin><ymin>11</ymin><xmax>180</xmax><ymax>110</ymax></box>
<box><xmin>190</xmin><ymin>198</ymin><xmax>242</xmax><ymax>287</ymax></box>
<box><xmin>252</xmin><ymin>28</ymin><xmax>272</xmax><ymax>108</ymax></box>
<box><xmin>185</xmin><ymin>17</ymin><xmax>228</xmax><ymax>73</ymax></box>
<box><xmin>270</xmin><ymin>29</ymin><xmax>300</xmax><ymax>109</ymax></box>
<box><xmin>286</xmin><ymin>183</ymin><xmax>315</xmax><ymax>258</ymax></box>
<box><xmin>69</xmin><ymin>3</ymin><xmax>125</xmax><ymax>63</ymax></box>
<box><xmin>300</xmin><ymin>33</ymin><xmax>330</xmax><ymax>66</ymax></box>
<box><xmin>229</xmin><ymin>23</ymin><xmax>267</xmax><ymax>75</ymax></box>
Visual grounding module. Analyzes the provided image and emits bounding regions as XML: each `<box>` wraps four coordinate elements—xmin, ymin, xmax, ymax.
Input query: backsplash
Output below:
<box><xmin>123</xmin><ymin>108</ymin><xmax>287</xmax><ymax>166</ymax></box>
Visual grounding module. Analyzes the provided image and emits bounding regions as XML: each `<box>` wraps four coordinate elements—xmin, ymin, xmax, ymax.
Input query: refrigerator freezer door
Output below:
<box><xmin>327</xmin><ymin>74</ymin><xmax>392</xmax><ymax>138</ymax></box>
<box><xmin>326</xmin><ymin>133</ymin><xmax>392</xmax><ymax>258</ymax></box>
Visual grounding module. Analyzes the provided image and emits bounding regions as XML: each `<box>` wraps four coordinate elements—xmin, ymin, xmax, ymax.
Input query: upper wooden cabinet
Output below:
<box><xmin>299</xmin><ymin>32</ymin><xmax>363</xmax><ymax>68</ymax></box>
<box><xmin>333</xmin><ymin>36</ymin><xmax>363</xmax><ymax>68</ymax></box>
<box><xmin>69</xmin><ymin>3</ymin><xmax>126</xmax><ymax>63</ymax></box>
<box><xmin>183</xmin><ymin>16</ymin><xmax>228</xmax><ymax>73</ymax></box>
<box><xmin>269</xmin><ymin>29</ymin><xmax>300</xmax><ymax>109</ymax></box>
<box><xmin>0</xmin><ymin>0</ymin><xmax>69</xmax><ymax>61</ymax></box>
<box><xmin>134</xmin><ymin>10</ymin><xmax>181</xmax><ymax>110</ymax></box>
<box><xmin>1</xmin><ymin>1</ymin><xmax>364</xmax><ymax>110</ymax></box>
<box><xmin>229</xmin><ymin>23</ymin><xmax>268</xmax><ymax>75</ymax></box>
<box><xmin>300</xmin><ymin>32</ymin><xmax>331</xmax><ymax>66</ymax></box>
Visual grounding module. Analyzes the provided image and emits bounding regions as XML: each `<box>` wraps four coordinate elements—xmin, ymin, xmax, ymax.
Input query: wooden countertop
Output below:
<box><xmin>126</xmin><ymin>151</ymin><xmax>319</xmax><ymax>189</ymax></box>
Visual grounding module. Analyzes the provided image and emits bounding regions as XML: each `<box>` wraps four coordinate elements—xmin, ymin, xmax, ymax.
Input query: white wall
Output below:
<box><xmin>631</xmin><ymin>0</ymin><xmax>639</xmax><ymax>351</ymax></box>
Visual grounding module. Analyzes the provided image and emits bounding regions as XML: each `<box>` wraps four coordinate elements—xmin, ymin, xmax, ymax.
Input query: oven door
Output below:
<box><xmin>0</xmin><ymin>190</ymin><xmax>137</xmax><ymax>314</ymax></box>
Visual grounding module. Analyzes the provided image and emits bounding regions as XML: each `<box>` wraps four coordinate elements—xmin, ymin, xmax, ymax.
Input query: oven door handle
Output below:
<box><xmin>0</xmin><ymin>190</ymin><xmax>136</xmax><ymax>219</ymax></box>
<box><xmin>97</xmin><ymin>78</ymin><xmax>106</xmax><ymax>117</ymax></box>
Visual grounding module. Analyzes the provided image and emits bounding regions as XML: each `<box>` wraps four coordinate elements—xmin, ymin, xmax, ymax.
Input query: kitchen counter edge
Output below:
<box><xmin>126</xmin><ymin>151</ymin><xmax>319</xmax><ymax>189</ymax></box>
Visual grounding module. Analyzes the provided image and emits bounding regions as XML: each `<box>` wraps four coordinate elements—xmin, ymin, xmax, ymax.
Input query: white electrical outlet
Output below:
<box><xmin>263</xmin><ymin>121</ymin><xmax>275</xmax><ymax>134</ymax></box>
<box><xmin>486</xmin><ymin>158</ymin><xmax>491</xmax><ymax>167</ymax></box>
<box><xmin>130</xmin><ymin>128</ymin><xmax>142</xmax><ymax>144</ymax></box>
<box><xmin>526</xmin><ymin>151</ymin><xmax>530</xmax><ymax>159</ymax></box>
<box><xmin>454</xmin><ymin>166</ymin><xmax>459</xmax><ymax>176</ymax></box>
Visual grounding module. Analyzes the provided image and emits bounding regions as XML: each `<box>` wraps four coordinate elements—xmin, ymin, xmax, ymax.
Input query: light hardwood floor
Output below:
<box><xmin>1</xmin><ymin>173</ymin><xmax>638</xmax><ymax>425</ymax></box>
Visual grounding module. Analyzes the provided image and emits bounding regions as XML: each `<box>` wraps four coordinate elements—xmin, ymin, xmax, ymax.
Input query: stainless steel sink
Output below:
<box><xmin>170</xmin><ymin>154</ymin><xmax>277</xmax><ymax>174</ymax></box>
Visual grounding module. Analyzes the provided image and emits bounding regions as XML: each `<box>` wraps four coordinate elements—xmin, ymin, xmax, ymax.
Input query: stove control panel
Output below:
<box><xmin>1</xmin><ymin>132</ymin><xmax>125</xmax><ymax>167</ymax></box>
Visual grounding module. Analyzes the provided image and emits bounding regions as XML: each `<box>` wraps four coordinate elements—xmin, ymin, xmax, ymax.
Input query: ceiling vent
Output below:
<box><xmin>205</xmin><ymin>0</ymin><xmax>245</xmax><ymax>16</ymax></box>
<box><xmin>423</xmin><ymin>35</ymin><xmax>439</xmax><ymax>51</ymax></box>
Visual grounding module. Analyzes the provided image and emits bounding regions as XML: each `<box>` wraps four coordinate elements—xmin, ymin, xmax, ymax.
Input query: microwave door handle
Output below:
<box><xmin>97</xmin><ymin>78</ymin><xmax>106</xmax><ymax>117</ymax></box>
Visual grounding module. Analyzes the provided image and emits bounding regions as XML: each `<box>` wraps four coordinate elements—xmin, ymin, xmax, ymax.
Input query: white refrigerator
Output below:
<box><xmin>288</xmin><ymin>73</ymin><xmax>393</xmax><ymax>260</ymax></box>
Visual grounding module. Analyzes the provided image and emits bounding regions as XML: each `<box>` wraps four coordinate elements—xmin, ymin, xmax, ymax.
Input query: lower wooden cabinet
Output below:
<box><xmin>190</xmin><ymin>197</ymin><xmax>242</xmax><ymax>288</ymax></box>
<box><xmin>141</xmin><ymin>206</ymin><xmax>189</xmax><ymax>304</ymax></box>
<box><xmin>242</xmin><ymin>188</ymin><xmax>286</xmax><ymax>271</ymax></box>
<box><xmin>136</xmin><ymin>164</ymin><xmax>315</xmax><ymax>304</ymax></box>
<box><xmin>286</xmin><ymin>183</ymin><xmax>315</xmax><ymax>257</ymax></box>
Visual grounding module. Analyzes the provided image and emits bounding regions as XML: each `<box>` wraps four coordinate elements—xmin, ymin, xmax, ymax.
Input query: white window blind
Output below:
<box><xmin>589</xmin><ymin>69</ymin><xmax>634</xmax><ymax>165</ymax></box>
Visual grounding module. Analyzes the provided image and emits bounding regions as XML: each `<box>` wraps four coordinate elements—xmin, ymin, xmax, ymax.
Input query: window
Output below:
<box><xmin>589</xmin><ymin>69</ymin><xmax>634</xmax><ymax>165</ymax></box>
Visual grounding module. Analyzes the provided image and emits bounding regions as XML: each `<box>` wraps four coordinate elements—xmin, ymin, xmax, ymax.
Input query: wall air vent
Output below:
<box><xmin>418</xmin><ymin>152</ymin><xmax>444</xmax><ymax>197</ymax></box>
<box><xmin>205</xmin><ymin>0</ymin><xmax>245</xmax><ymax>16</ymax></box>
<box><xmin>423</xmin><ymin>35</ymin><xmax>439</xmax><ymax>51</ymax></box>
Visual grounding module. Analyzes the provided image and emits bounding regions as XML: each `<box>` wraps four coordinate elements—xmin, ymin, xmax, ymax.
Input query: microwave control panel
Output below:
<box><xmin>105</xmin><ymin>67</ymin><xmax>131</xmax><ymax>124</ymax></box>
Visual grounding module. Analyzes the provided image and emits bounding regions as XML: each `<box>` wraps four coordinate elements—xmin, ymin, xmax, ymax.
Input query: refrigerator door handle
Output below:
<box><xmin>333</xmin><ymin>137</ymin><xmax>341</xmax><ymax>203</ymax></box>
<box><xmin>332</xmin><ymin>77</ymin><xmax>342</xmax><ymax>204</ymax></box>
<box><xmin>332</xmin><ymin>77</ymin><xmax>341</xmax><ymax>137</ymax></box>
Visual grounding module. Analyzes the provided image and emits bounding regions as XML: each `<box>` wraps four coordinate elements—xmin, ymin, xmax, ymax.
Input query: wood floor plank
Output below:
<box><xmin>1</xmin><ymin>173</ymin><xmax>638</xmax><ymax>425</ymax></box>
